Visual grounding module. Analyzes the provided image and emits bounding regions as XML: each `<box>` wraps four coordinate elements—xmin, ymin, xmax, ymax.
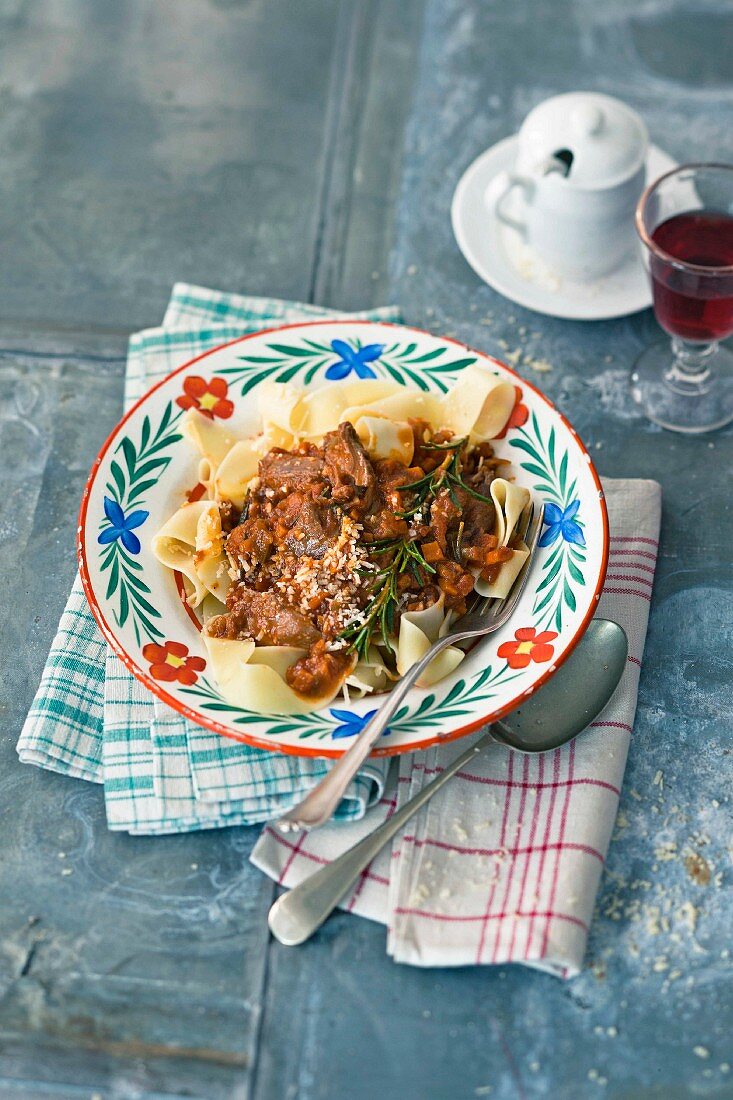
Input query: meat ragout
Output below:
<box><xmin>206</xmin><ymin>420</ymin><xmax>515</xmax><ymax>700</ymax></box>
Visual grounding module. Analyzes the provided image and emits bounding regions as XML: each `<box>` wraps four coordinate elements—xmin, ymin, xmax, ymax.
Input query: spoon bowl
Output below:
<box><xmin>490</xmin><ymin>619</ymin><xmax>628</xmax><ymax>754</ymax></box>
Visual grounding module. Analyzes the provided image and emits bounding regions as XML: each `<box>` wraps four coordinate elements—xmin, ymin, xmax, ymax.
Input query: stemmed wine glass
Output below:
<box><xmin>631</xmin><ymin>163</ymin><xmax>733</xmax><ymax>433</ymax></box>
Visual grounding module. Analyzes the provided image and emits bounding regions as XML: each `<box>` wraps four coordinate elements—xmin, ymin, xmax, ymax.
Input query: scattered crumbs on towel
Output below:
<box><xmin>411</xmin><ymin>883</ymin><xmax>431</xmax><ymax>905</ymax></box>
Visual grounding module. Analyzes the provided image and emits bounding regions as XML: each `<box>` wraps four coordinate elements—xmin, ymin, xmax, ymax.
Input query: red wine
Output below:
<box><xmin>650</xmin><ymin>212</ymin><xmax>733</xmax><ymax>341</ymax></box>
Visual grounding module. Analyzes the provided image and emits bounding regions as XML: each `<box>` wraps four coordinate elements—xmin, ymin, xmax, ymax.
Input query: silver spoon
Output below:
<box><xmin>268</xmin><ymin>618</ymin><xmax>627</xmax><ymax>946</ymax></box>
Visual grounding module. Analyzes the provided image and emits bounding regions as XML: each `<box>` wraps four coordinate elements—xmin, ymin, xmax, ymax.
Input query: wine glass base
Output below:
<box><xmin>630</xmin><ymin>341</ymin><xmax>733</xmax><ymax>434</ymax></box>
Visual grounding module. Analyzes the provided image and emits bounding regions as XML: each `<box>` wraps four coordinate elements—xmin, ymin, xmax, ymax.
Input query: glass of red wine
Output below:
<box><xmin>631</xmin><ymin>163</ymin><xmax>733</xmax><ymax>433</ymax></box>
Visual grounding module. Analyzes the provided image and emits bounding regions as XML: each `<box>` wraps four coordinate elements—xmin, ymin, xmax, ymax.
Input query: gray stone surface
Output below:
<box><xmin>1</xmin><ymin>0</ymin><xmax>732</xmax><ymax>1097</ymax></box>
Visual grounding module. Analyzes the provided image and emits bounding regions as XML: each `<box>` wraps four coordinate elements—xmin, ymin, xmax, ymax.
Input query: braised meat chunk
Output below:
<box><xmin>208</xmin><ymin>586</ymin><xmax>322</xmax><ymax>648</ymax></box>
<box><xmin>322</xmin><ymin>422</ymin><xmax>376</xmax><ymax>508</ymax></box>
<box><xmin>453</xmin><ymin>485</ymin><xmax>496</xmax><ymax>546</ymax></box>
<box><xmin>284</xmin><ymin>500</ymin><xmax>336</xmax><ymax>559</ymax></box>
<box><xmin>429</xmin><ymin>489</ymin><xmax>461</xmax><ymax>553</ymax></box>
<box><xmin>227</xmin><ymin>517</ymin><xmax>273</xmax><ymax>567</ymax></box>
<box><xmin>259</xmin><ymin>450</ymin><xmax>324</xmax><ymax>494</ymax></box>
<box><xmin>285</xmin><ymin>640</ymin><xmax>356</xmax><ymax>699</ymax></box>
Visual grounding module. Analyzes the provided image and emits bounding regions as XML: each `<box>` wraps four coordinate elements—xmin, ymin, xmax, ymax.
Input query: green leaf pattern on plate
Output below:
<box><xmin>215</xmin><ymin>336</ymin><xmax>477</xmax><ymax>395</ymax></box>
<box><xmin>98</xmin><ymin>401</ymin><xmax>183</xmax><ymax>645</ymax></box>
<box><xmin>180</xmin><ymin>661</ymin><xmax>521</xmax><ymax>741</ymax></box>
<box><xmin>509</xmin><ymin>410</ymin><xmax>588</xmax><ymax>633</ymax></box>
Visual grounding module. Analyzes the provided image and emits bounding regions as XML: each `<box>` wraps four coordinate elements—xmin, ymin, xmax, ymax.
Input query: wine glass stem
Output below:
<box><xmin>669</xmin><ymin>336</ymin><xmax>717</xmax><ymax>386</ymax></box>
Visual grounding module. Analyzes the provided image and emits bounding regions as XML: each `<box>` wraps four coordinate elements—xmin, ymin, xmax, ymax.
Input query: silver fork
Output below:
<box><xmin>276</xmin><ymin>502</ymin><xmax>545</xmax><ymax>833</ymax></box>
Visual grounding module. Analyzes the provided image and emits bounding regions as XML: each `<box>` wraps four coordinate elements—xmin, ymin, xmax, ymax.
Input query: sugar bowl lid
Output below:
<box><xmin>516</xmin><ymin>92</ymin><xmax>648</xmax><ymax>188</ymax></box>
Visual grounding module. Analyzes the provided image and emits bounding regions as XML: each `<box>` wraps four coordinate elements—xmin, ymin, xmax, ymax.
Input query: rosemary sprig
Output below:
<box><xmin>397</xmin><ymin>437</ymin><xmax>494</xmax><ymax>519</ymax></box>
<box><xmin>338</xmin><ymin>538</ymin><xmax>436</xmax><ymax>660</ymax></box>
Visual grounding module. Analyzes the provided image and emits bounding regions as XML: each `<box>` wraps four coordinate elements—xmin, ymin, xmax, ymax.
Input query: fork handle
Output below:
<box><xmin>269</xmin><ymin>729</ymin><xmax>496</xmax><ymax>944</ymax></box>
<box><xmin>275</xmin><ymin>635</ymin><xmax>454</xmax><ymax>832</ymax></box>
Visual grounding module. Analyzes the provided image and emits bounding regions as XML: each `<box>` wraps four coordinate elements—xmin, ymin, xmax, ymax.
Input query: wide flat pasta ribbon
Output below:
<box><xmin>473</xmin><ymin>478</ymin><xmax>532</xmax><ymax>599</ymax></box>
<box><xmin>298</xmin><ymin>378</ymin><xmax>403</xmax><ymax>440</ymax></box>
<box><xmin>151</xmin><ymin>499</ymin><xmax>214</xmax><ymax>606</ymax></box>
<box><xmin>396</xmin><ymin>592</ymin><xmax>465</xmax><ymax>688</ymax></box>
<box><xmin>354</xmin><ymin>415</ymin><xmax>415</xmax><ymax>464</ymax></box>
<box><xmin>440</xmin><ymin>364</ymin><xmax>516</xmax><ymax>441</ymax></box>
<box><xmin>151</xmin><ymin>500</ymin><xmax>231</xmax><ymax>607</ymax></box>
<box><xmin>214</xmin><ymin>439</ymin><xmax>263</xmax><ymax>509</ymax></box>
<box><xmin>345</xmin><ymin>645</ymin><xmax>396</xmax><ymax>698</ymax></box>
<box><xmin>202</xmin><ymin>635</ymin><xmax>351</xmax><ymax>715</ymax></box>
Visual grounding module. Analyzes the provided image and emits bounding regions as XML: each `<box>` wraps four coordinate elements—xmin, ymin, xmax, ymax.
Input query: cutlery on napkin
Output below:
<box><xmin>252</xmin><ymin>478</ymin><xmax>661</xmax><ymax>976</ymax></box>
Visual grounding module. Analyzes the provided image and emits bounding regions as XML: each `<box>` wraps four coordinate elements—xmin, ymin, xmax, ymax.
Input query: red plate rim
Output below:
<box><xmin>77</xmin><ymin>320</ymin><xmax>609</xmax><ymax>758</ymax></box>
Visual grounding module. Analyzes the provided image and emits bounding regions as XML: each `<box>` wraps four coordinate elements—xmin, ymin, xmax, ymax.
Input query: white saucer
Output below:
<box><xmin>451</xmin><ymin>135</ymin><xmax>677</xmax><ymax>321</ymax></box>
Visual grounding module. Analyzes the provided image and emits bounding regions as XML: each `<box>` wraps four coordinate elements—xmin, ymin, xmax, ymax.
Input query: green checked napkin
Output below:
<box><xmin>17</xmin><ymin>285</ymin><xmax>400</xmax><ymax>834</ymax></box>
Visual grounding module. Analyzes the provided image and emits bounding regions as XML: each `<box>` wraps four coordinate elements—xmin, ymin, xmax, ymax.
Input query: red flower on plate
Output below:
<box><xmin>494</xmin><ymin>385</ymin><xmax>529</xmax><ymax>439</ymax></box>
<box><xmin>176</xmin><ymin>375</ymin><xmax>234</xmax><ymax>420</ymax></box>
<box><xmin>497</xmin><ymin>626</ymin><xmax>558</xmax><ymax>670</ymax></box>
<box><xmin>142</xmin><ymin>640</ymin><xmax>206</xmax><ymax>685</ymax></box>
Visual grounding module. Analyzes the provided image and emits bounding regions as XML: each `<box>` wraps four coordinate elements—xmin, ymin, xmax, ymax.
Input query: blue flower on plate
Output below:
<box><xmin>98</xmin><ymin>496</ymin><xmax>149</xmax><ymax>555</ymax></box>
<box><xmin>539</xmin><ymin>500</ymin><xmax>585</xmax><ymax>548</ymax></box>
<box><xmin>325</xmin><ymin>338</ymin><xmax>385</xmax><ymax>381</ymax></box>
<box><xmin>329</xmin><ymin>707</ymin><xmax>391</xmax><ymax>739</ymax></box>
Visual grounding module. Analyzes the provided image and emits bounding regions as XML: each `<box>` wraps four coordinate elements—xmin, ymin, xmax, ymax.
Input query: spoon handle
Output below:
<box><xmin>268</xmin><ymin>730</ymin><xmax>495</xmax><ymax>946</ymax></box>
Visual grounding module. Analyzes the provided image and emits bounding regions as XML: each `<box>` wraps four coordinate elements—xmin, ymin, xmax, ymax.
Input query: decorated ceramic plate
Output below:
<box><xmin>79</xmin><ymin>322</ymin><xmax>608</xmax><ymax>758</ymax></box>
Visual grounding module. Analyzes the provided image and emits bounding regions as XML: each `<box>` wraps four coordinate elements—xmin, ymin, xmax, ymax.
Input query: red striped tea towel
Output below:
<box><xmin>252</xmin><ymin>478</ymin><xmax>661</xmax><ymax>976</ymax></box>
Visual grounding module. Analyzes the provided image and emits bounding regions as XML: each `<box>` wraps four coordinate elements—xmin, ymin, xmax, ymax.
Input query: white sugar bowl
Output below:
<box><xmin>495</xmin><ymin>92</ymin><xmax>648</xmax><ymax>280</ymax></box>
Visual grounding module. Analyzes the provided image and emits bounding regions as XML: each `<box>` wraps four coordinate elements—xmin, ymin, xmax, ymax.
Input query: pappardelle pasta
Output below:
<box><xmin>152</xmin><ymin>367</ymin><xmax>532</xmax><ymax>714</ymax></box>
